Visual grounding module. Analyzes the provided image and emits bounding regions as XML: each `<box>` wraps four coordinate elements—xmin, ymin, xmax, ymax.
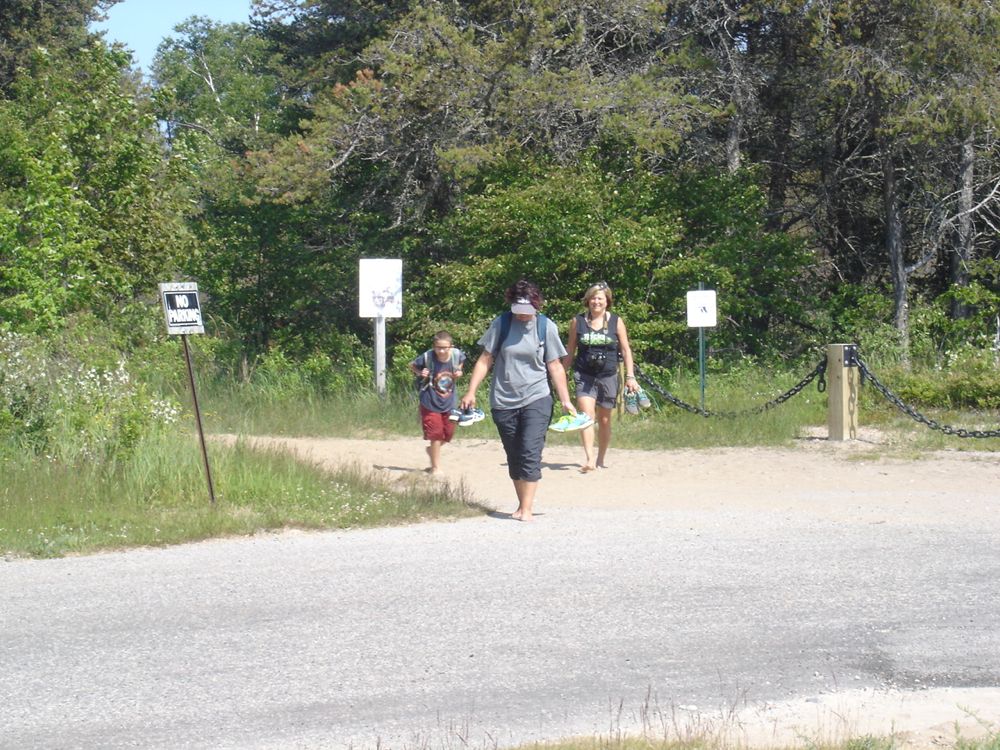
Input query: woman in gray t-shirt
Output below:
<box><xmin>460</xmin><ymin>279</ymin><xmax>577</xmax><ymax>521</ymax></box>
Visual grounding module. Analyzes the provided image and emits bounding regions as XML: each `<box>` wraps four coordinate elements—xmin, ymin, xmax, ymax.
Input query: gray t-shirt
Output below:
<box><xmin>477</xmin><ymin>314</ymin><xmax>568</xmax><ymax>410</ymax></box>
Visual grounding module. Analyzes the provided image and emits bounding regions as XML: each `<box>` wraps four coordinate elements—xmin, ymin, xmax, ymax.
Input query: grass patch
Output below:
<box><xmin>508</xmin><ymin>739</ymin><xmax>996</xmax><ymax>750</ymax></box>
<box><xmin>504</xmin><ymin>721</ymin><xmax>1000</xmax><ymax>750</ymax></box>
<box><xmin>0</xmin><ymin>431</ymin><xmax>482</xmax><ymax>559</ymax></box>
<box><xmin>198</xmin><ymin>366</ymin><xmax>999</xmax><ymax>452</ymax></box>
<box><xmin>859</xmin><ymin>397</ymin><xmax>1000</xmax><ymax>453</ymax></box>
<box><xmin>203</xmin><ymin>386</ymin><xmax>425</xmax><ymax>437</ymax></box>
<box><xmin>198</xmin><ymin>366</ymin><xmax>833</xmax><ymax>449</ymax></box>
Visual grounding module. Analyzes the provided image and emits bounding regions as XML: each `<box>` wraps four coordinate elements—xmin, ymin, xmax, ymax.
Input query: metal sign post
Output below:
<box><xmin>374</xmin><ymin>315</ymin><xmax>387</xmax><ymax>395</ymax></box>
<box><xmin>686</xmin><ymin>286</ymin><xmax>718</xmax><ymax>412</ymax></box>
<box><xmin>358</xmin><ymin>259</ymin><xmax>403</xmax><ymax>398</ymax></box>
<box><xmin>159</xmin><ymin>282</ymin><xmax>215</xmax><ymax>505</ymax></box>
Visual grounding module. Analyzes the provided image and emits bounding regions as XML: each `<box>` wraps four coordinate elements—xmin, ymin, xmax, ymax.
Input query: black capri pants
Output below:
<box><xmin>490</xmin><ymin>395</ymin><xmax>553</xmax><ymax>482</ymax></box>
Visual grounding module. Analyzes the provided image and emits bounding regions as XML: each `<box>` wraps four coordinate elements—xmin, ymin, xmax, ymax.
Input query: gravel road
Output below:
<box><xmin>2</xmin><ymin>437</ymin><xmax>999</xmax><ymax>749</ymax></box>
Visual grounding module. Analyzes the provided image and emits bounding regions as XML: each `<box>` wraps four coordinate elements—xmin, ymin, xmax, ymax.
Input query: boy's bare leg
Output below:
<box><xmin>427</xmin><ymin>440</ymin><xmax>443</xmax><ymax>474</ymax></box>
<box><xmin>510</xmin><ymin>479</ymin><xmax>538</xmax><ymax>521</ymax></box>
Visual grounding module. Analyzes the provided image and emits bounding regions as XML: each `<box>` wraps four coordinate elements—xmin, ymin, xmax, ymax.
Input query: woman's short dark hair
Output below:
<box><xmin>504</xmin><ymin>279</ymin><xmax>543</xmax><ymax>310</ymax></box>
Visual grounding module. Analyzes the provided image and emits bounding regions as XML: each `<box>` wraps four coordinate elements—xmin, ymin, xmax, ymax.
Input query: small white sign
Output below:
<box><xmin>159</xmin><ymin>282</ymin><xmax>205</xmax><ymax>335</ymax></box>
<box><xmin>359</xmin><ymin>258</ymin><xmax>403</xmax><ymax>318</ymax></box>
<box><xmin>686</xmin><ymin>289</ymin><xmax>717</xmax><ymax>328</ymax></box>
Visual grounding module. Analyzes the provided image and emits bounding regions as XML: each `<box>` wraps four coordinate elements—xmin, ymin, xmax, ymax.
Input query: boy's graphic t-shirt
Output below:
<box><xmin>413</xmin><ymin>350</ymin><xmax>466</xmax><ymax>412</ymax></box>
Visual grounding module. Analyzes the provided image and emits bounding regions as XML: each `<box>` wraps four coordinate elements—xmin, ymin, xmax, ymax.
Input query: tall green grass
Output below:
<box><xmin>197</xmin><ymin>365</ymin><xmax>831</xmax><ymax>449</ymax></box>
<box><xmin>197</xmin><ymin>362</ymin><xmax>999</xmax><ymax>452</ymax></box>
<box><xmin>202</xmin><ymin>386</ymin><xmax>419</xmax><ymax>436</ymax></box>
<box><xmin>611</xmin><ymin>365</ymin><xmax>830</xmax><ymax>449</ymax></box>
<box><xmin>0</xmin><ymin>429</ymin><xmax>482</xmax><ymax>559</ymax></box>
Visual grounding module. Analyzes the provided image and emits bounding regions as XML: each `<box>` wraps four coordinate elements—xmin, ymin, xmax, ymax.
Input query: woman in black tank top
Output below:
<box><xmin>562</xmin><ymin>282</ymin><xmax>639</xmax><ymax>472</ymax></box>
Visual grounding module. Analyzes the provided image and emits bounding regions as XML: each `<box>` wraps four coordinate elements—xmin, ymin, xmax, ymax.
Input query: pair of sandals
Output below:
<box><xmin>548</xmin><ymin>412</ymin><xmax>595</xmax><ymax>432</ymax></box>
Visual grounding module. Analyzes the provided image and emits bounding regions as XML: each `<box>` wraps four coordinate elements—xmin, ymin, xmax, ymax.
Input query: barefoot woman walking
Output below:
<box><xmin>460</xmin><ymin>279</ymin><xmax>577</xmax><ymax>521</ymax></box>
<box><xmin>564</xmin><ymin>282</ymin><xmax>639</xmax><ymax>472</ymax></box>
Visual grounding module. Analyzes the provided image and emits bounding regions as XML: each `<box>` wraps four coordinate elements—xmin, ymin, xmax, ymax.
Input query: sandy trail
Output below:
<box><xmin>219</xmin><ymin>430</ymin><xmax>1000</xmax><ymax>747</ymax></box>
<box><xmin>229</xmin><ymin>431</ymin><xmax>997</xmax><ymax>526</ymax></box>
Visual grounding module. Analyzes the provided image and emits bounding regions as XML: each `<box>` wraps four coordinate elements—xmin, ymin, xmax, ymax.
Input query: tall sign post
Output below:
<box><xmin>686</xmin><ymin>286</ymin><xmax>717</xmax><ymax>412</ymax></box>
<box><xmin>159</xmin><ymin>282</ymin><xmax>215</xmax><ymax>505</ymax></box>
<box><xmin>358</xmin><ymin>259</ymin><xmax>403</xmax><ymax>397</ymax></box>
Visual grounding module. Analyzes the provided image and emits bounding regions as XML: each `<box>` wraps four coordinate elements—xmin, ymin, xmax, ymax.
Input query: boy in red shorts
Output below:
<box><xmin>410</xmin><ymin>331</ymin><xmax>466</xmax><ymax>475</ymax></box>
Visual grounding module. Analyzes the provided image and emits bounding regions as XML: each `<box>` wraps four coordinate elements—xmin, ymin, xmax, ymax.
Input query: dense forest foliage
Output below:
<box><xmin>3</xmin><ymin>0</ymin><xmax>999</xmax><ymax>393</ymax></box>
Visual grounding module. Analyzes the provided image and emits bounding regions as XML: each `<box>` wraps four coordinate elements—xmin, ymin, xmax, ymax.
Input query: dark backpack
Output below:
<box><xmin>415</xmin><ymin>348</ymin><xmax>462</xmax><ymax>392</ymax></box>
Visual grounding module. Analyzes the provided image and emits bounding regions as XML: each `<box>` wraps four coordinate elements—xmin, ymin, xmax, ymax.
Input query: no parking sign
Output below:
<box><xmin>157</xmin><ymin>280</ymin><xmax>214</xmax><ymax>503</ymax></box>
<box><xmin>159</xmin><ymin>282</ymin><xmax>205</xmax><ymax>335</ymax></box>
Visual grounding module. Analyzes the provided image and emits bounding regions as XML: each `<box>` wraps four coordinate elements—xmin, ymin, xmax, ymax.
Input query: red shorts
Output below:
<box><xmin>420</xmin><ymin>406</ymin><xmax>456</xmax><ymax>442</ymax></box>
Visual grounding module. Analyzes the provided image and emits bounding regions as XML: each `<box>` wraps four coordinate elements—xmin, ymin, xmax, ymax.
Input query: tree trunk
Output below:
<box><xmin>765</xmin><ymin>97</ymin><xmax>792</xmax><ymax>231</ymax></box>
<box><xmin>726</xmin><ymin>106</ymin><xmax>741</xmax><ymax>174</ymax></box>
<box><xmin>951</xmin><ymin>130</ymin><xmax>975</xmax><ymax>320</ymax></box>
<box><xmin>764</xmin><ymin>26</ymin><xmax>795</xmax><ymax>232</ymax></box>
<box><xmin>882</xmin><ymin>144</ymin><xmax>910</xmax><ymax>365</ymax></box>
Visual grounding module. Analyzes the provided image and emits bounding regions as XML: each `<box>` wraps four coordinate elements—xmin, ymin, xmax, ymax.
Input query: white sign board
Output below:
<box><xmin>159</xmin><ymin>282</ymin><xmax>205</xmax><ymax>335</ymax></box>
<box><xmin>359</xmin><ymin>258</ymin><xmax>403</xmax><ymax>318</ymax></box>
<box><xmin>686</xmin><ymin>289</ymin><xmax>717</xmax><ymax>328</ymax></box>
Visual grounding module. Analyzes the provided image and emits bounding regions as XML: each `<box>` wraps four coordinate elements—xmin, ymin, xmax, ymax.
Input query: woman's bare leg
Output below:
<box><xmin>576</xmin><ymin>395</ymin><xmax>598</xmax><ymax>472</ymax></box>
<box><xmin>595</xmin><ymin>406</ymin><xmax>613</xmax><ymax>468</ymax></box>
<box><xmin>511</xmin><ymin>479</ymin><xmax>539</xmax><ymax>520</ymax></box>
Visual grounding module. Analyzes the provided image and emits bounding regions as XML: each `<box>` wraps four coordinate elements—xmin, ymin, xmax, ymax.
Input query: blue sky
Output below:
<box><xmin>91</xmin><ymin>0</ymin><xmax>255</xmax><ymax>73</ymax></box>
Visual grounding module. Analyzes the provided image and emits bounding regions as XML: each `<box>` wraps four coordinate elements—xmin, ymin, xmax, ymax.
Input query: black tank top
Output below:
<box><xmin>574</xmin><ymin>313</ymin><xmax>619</xmax><ymax>377</ymax></box>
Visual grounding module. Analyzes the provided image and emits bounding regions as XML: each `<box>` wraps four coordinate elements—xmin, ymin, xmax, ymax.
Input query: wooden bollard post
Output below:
<box><xmin>827</xmin><ymin>343</ymin><xmax>859</xmax><ymax>441</ymax></box>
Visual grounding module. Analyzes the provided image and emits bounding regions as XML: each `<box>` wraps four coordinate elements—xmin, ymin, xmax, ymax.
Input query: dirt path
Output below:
<box><xmin>216</xmin><ymin>430</ymin><xmax>1000</xmax><ymax>747</ymax></box>
<box><xmin>229</xmin><ymin>430</ymin><xmax>998</xmax><ymax>527</ymax></box>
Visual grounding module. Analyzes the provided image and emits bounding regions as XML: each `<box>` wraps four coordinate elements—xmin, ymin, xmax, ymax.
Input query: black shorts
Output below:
<box><xmin>573</xmin><ymin>369</ymin><xmax>619</xmax><ymax>409</ymax></box>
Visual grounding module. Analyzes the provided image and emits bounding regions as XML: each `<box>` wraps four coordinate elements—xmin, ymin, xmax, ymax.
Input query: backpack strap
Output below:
<box><xmin>417</xmin><ymin>348</ymin><xmax>434</xmax><ymax>391</ymax></box>
<box><xmin>492</xmin><ymin>311</ymin><xmax>513</xmax><ymax>359</ymax></box>
<box><xmin>575</xmin><ymin>313</ymin><xmax>589</xmax><ymax>346</ymax></box>
<box><xmin>418</xmin><ymin>347</ymin><xmax>462</xmax><ymax>392</ymax></box>
<box><xmin>492</xmin><ymin>311</ymin><xmax>548</xmax><ymax>361</ymax></box>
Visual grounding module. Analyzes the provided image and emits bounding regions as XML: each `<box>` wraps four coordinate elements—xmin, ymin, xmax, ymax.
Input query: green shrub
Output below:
<box><xmin>0</xmin><ymin>330</ymin><xmax>181</xmax><ymax>463</ymax></box>
<box><xmin>877</xmin><ymin>346</ymin><xmax>1000</xmax><ymax>409</ymax></box>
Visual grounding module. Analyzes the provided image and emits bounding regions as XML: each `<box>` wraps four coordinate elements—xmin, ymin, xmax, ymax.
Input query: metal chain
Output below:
<box><xmin>634</xmin><ymin>359</ymin><xmax>828</xmax><ymax>418</ymax></box>
<box><xmin>856</xmin><ymin>358</ymin><xmax>1000</xmax><ymax>439</ymax></box>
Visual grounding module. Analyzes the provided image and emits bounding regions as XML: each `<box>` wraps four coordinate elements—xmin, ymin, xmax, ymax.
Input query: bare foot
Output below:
<box><xmin>518</xmin><ymin>512</ymin><xmax>534</xmax><ymax>522</ymax></box>
<box><xmin>580</xmin><ymin>464</ymin><xmax>596</xmax><ymax>474</ymax></box>
<box><xmin>511</xmin><ymin>509</ymin><xmax>523</xmax><ymax>520</ymax></box>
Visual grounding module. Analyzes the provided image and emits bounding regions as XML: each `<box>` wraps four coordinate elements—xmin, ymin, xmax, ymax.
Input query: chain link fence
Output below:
<box><xmin>634</xmin><ymin>353</ymin><xmax>1000</xmax><ymax>440</ymax></box>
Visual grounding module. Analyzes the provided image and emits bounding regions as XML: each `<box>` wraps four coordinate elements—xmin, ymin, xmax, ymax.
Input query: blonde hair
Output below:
<box><xmin>582</xmin><ymin>281</ymin><xmax>613</xmax><ymax>309</ymax></box>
